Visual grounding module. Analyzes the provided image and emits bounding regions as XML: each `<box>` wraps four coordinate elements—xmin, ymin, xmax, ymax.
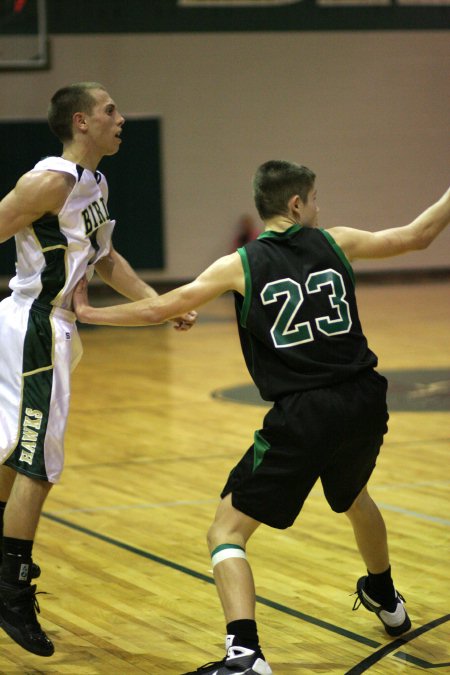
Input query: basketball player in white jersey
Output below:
<box><xmin>0</xmin><ymin>82</ymin><xmax>196</xmax><ymax>657</ymax></box>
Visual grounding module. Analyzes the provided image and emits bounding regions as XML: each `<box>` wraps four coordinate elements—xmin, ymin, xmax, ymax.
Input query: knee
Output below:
<box><xmin>206</xmin><ymin>522</ymin><xmax>218</xmax><ymax>551</ymax></box>
<box><xmin>207</xmin><ymin>518</ymin><xmax>240</xmax><ymax>552</ymax></box>
<box><xmin>345</xmin><ymin>486</ymin><xmax>371</xmax><ymax>519</ymax></box>
<box><xmin>206</xmin><ymin>506</ymin><xmax>249</xmax><ymax>553</ymax></box>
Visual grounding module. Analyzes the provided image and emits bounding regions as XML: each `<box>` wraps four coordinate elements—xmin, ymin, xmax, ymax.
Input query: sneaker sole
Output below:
<box><xmin>0</xmin><ymin>616</ymin><xmax>54</xmax><ymax>657</ymax></box>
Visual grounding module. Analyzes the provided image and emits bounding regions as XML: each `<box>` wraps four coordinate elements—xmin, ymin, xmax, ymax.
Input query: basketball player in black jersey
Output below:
<box><xmin>74</xmin><ymin>161</ymin><xmax>450</xmax><ymax>675</ymax></box>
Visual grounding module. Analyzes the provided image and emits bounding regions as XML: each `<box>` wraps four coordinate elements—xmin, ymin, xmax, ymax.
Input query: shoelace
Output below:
<box><xmin>7</xmin><ymin>585</ymin><xmax>50</xmax><ymax>624</ymax></box>
<box><xmin>352</xmin><ymin>592</ymin><xmax>362</xmax><ymax>612</ymax></box>
<box><xmin>30</xmin><ymin>589</ymin><xmax>49</xmax><ymax>616</ymax></box>
<box><xmin>351</xmin><ymin>589</ymin><xmax>406</xmax><ymax>612</ymax></box>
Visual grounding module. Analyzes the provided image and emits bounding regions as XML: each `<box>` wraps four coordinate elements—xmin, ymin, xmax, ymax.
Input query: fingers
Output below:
<box><xmin>72</xmin><ymin>275</ymin><xmax>89</xmax><ymax>313</ymax></box>
<box><xmin>74</xmin><ymin>275</ymin><xmax>88</xmax><ymax>293</ymax></box>
<box><xmin>172</xmin><ymin>311</ymin><xmax>198</xmax><ymax>331</ymax></box>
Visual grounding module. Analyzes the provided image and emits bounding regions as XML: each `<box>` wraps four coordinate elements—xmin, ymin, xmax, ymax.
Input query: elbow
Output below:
<box><xmin>413</xmin><ymin>233</ymin><xmax>432</xmax><ymax>251</ymax></box>
<box><xmin>401</xmin><ymin>230</ymin><xmax>430</xmax><ymax>253</ymax></box>
<box><xmin>141</xmin><ymin>305</ymin><xmax>167</xmax><ymax>325</ymax></box>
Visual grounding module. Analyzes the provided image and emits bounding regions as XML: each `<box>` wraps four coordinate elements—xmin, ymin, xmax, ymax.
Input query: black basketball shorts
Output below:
<box><xmin>221</xmin><ymin>369</ymin><xmax>389</xmax><ymax>529</ymax></box>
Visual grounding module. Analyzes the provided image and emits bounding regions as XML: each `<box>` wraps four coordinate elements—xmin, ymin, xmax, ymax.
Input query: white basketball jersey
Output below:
<box><xmin>10</xmin><ymin>156</ymin><xmax>115</xmax><ymax>311</ymax></box>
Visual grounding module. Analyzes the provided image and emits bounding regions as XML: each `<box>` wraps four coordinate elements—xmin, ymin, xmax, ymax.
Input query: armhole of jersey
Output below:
<box><xmin>320</xmin><ymin>229</ymin><xmax>356</xmax><ymax>286</ymax></box>
<box><xmin>237</xmin><ymin>246</ymin><xmax>252</xmax><ymax>327</ymax></box>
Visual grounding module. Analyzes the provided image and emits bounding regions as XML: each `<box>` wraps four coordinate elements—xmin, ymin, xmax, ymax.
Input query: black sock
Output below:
<box><xmin>227</xmin><ymin>619</ymin><xmax>260</xmax><ymax>652</ymax></box>
<box><xmin>1</xmin><ymin>536</ymin><xmax>34</xmax><ymax>586</ymax></box>
<box><xmin>367</xmin><ymin>566</ymin><xmax>396</xmax><ymax>611</ymax></box>
<box><xmin>0</xmin><ymin>501</ymin><xmax>6</xmax><ymax>564</ymax></box>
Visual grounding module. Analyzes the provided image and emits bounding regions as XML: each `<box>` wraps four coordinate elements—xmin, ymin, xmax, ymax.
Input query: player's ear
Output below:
<box><xmin>288</xmin><ymin>194</ymin><xmax>302</xmax><ymax>217</ymax></box>
<box><xmin>73</xmin><ymin>112</ymin><xmax>88</xmax><ymax>132</ymax></box>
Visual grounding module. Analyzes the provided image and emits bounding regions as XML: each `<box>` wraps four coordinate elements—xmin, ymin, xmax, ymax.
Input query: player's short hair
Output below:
<box><xmin>48</xmin><ymin>82</ymin><xmax>106</xmax><ymax>142</ymax></box>
<box><xmin>253</xmin><ymin>160</ymin><xmax>316</xmax><ymax>220</ymax></box>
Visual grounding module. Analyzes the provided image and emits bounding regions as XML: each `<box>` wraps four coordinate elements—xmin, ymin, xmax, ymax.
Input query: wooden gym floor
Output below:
<box><xmin>0</xmin><ymin>280</ymin><xmax>449</xmax><ymax>674</ymax></box>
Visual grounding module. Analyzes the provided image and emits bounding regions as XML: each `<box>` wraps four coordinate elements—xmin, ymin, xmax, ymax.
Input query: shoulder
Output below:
<box><xmin>33</xmin><ymin>156</ymin><xmax>79</xmax><ymax>178</ymax></box>
<box><xmin>197</xmin><ymin>251</ymin><xmax>245</xmax><ymax>294</ymax></box>
<box><xmin>323</xmin><ymin>226</ymin><xmax>362</xmax><ymax>260</ymax></box>
<box><xmin>202</xmin><ymin>251</ymin><xmax>242</xmax><ymax>278</ymax></box>
<box><xmin>15</xmin><ymin>169</ymin><xmax>75</xmax><ymax>215</ymax></box>
<box><xmin>325</xmin><ymin>226</ymin><xmax>350</xmax><ymax>242</ymax></box>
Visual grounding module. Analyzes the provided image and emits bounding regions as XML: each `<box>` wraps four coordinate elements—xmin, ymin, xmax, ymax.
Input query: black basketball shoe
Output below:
<box><xmin>0</xmin><ymin>581</ymin><xmax>54</xmax><ymax>656</ymax></box>
<box><xmin>353</xmin><ymin>575</ymin><xmax>411</xmax><ymax>637</ymax></box>
<box><xmin>181</xmin><ymin>644</ymin><xmax>272</xmax><ymax>674</ymax></box>
<box><xmin>0</xmin><ymin>557</ymin><xmax>40</xmax><ymax>579</ymax></box>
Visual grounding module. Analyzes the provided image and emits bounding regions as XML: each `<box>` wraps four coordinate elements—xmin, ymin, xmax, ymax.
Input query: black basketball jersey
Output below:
<box><xmin>234</xmin><ymin>224</ymin><xmax>378</xmax><ymax>400</ymax></box>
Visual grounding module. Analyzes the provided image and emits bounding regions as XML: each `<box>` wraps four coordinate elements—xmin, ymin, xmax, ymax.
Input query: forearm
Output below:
<box><xmin>75</xmin><ymin>253</ymin><xmax>242</xmax><ymax>328</ymax></box>
<box><xmin>333</xmin><ymin>187</ymin><xmax>450</xmax><ymax>261</ymax></box>
<box><xmin>77</xmin><ymin>296</ymin><xmax>166</xmax><ymax>327</ymax></box>
<box><xmin>95</xmin><ymin>249</ymin><xmax>158</xmax><ymax>301</ymax></box>
<box><xmin>408</xmin><ymin>187</ymin><xmax>450</xmax><ymax>250</ymax></box>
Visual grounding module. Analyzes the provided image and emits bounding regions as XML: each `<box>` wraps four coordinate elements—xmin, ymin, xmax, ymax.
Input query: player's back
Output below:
<box><xmin>234</xmin><ymin>224</ymin><xmax>377</xmax><ymax>400</ymax></box>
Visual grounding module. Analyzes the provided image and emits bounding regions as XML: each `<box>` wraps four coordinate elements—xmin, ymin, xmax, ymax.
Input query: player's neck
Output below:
<box><xmin>264</xmin><ymin>215</ymin><xmax>299</xmax><ymax>233</ymax></box>
<box><xmin>62</xmin><ymin>143</ymin><xmax>101</xmax><ymax>173</ymax></box>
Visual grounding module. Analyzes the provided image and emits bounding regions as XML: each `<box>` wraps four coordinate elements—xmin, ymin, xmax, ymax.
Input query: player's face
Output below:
<box><xmin>299</xmin><ymin>187</ymin><xmax>319</xmax><ymax>228</ymax></box>
<box><xmin>84</xmin><ymin>89</ymin><xmax>125</xmax><ymax>156</ymax></box>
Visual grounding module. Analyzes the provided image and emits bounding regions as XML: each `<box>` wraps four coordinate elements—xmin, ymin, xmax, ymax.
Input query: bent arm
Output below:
<box><xmin>75</xmin><ymin>252</ymin><xmax>244</xmax><ymax>326</ymax></box>
<box><xmin>0</xmin><ymin>171</ymin><xmax>73</xmax><ymax>243</ymax></box>
<box><xmin>94</xmin><ymin>247</ymin><xmax>159</xmax><ymax>300</ymax></box>
<box><xmin>328</xmin><ymin>187</ymin><xmax>450</xmax><ymax>261</ymax></box>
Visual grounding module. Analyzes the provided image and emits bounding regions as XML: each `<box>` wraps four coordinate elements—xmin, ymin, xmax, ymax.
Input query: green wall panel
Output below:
<box><xmin>44</xmin><ymin>0</ymin><xmax>449</xmax><ymax>33</ymax></box>
<box><xmin>0</xmin><ymin>117</ymin><xmax>164</xmax><ymax>278</ymax></box>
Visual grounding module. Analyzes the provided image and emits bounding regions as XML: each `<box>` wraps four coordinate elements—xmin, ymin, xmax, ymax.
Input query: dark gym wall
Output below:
<box><xmin>0</xmin><ymin>118</ymin><xmax>163</xmax><ymax>276</ymax></box>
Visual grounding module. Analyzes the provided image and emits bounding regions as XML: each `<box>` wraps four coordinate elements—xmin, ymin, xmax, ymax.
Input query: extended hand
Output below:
<box><xmin>172</xmin><ymin>311</ymin><xmax>198</xmax><ymax>331</ymax></box>
<box><xmin>73</xmin><ymin>275</ymin><xmax>90</xmax><ymax>321</ymax></box>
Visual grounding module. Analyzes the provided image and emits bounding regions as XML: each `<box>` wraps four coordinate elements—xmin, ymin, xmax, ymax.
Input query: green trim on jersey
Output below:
<box><xmin>23</xmin><ymin>307</ymin><xmax>53</xmax><ymax>373</ymax></box>
<box><xmin>257</xmin><ymin>224</ymin><xmax>302</xmax><ymax>240</ymax></box>
<box><xmin>253</xmin><ymin>430</ymin><xmax>271</xmax><ymax>472</ymax></box>
<box><xmin>33</xmin><ymin>215</ymin><xmax>69</xmax><ymax>305</ymax></box>
<box><xmin>33</xmin><ymin>214</ymin><xmax>68</xmax><ymax>249</ymax></box>
<box><xmin>237</xmin><ymin>246</ymin><xmax>252</xmax><ymax>327</ymax></box>
<box><xmin>240</xmin><ymin>224</ymin><xmax>303</xmax><ymax>329</ymax></box>
<box><xmin>320</xmin><ymin>229</ymin><xmax>355</xmax><ymax>286</ymax></box>
<box><xmin>5</xmin><ymin>308</ymin><xmax>53</xmax><ymax>481</ymax></box>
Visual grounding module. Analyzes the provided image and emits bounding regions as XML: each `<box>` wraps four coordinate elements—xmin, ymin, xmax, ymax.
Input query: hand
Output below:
<box><xmin>172</xmin><ymin>311</ymin><xmax>198</xmax><ymax>331</ymax></box>
<box><xmin>72</xmin><ymin>275</ymin><xmax>90</xmax><ymax>321</ymax></box>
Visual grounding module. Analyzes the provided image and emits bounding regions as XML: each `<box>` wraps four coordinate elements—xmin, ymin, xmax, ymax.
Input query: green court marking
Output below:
<box><xmin>212</xmin><ymin>369</ymin><xmax>450</xmax><ymax>412</ymax></box>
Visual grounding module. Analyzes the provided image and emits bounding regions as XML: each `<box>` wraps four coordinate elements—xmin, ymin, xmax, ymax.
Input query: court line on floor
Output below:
<box><xmin>42</xmin><ymin>511</ymin><xmax>444</xmax><ymax>669</ymax></box>
<box><xmin>376</xmin><ymin>502</ymin><xmax>450</xmax><ymax>526</ymax></box>
<box><xmin>373</xmin><ymin>479</ymin><xmax>450</xmax><ymax>490</ymax></box>
<box><xmin>44</xmin><ymin>493</ymin><xmax>449</xmax><ymax>528</ymax></box>
<box><xmin>344</xmin><ymin>614</ymin><xmax>450</xmax><ymax>673</ymax></box>
<box><xmin>43</xmin><ymin>497</ymin><xmax>218</xmax><ymax>514</ymax></box>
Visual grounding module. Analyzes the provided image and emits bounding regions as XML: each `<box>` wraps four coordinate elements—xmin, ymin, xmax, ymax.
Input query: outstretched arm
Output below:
<box><xmin>328</xmin><ymin>187</ymin><xmax>450</xmax><ymax>261</ymax></box>
<box><xmin>75</xmin><ymin>252</ymin><xmax>244</xmax><ymax>327</ymax></box>
<box><xmin>94</xmin><ymin>246</ymin><xmax>197</xmax><ymax>330</ymax></box>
